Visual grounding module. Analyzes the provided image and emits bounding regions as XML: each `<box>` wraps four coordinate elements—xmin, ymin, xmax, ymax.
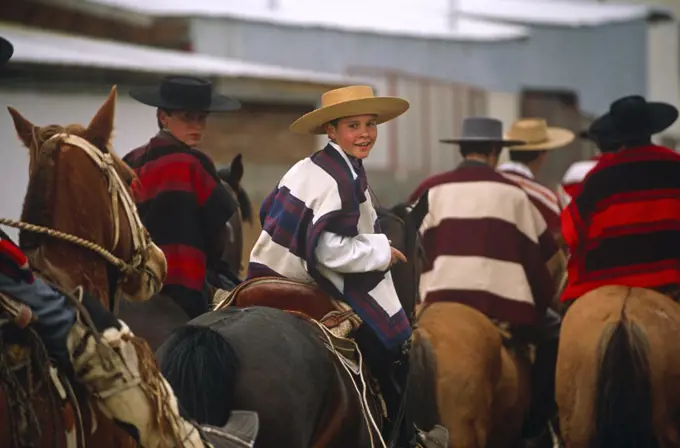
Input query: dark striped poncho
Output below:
<box><xmin>124</xmin><ymin>132</ymin><xmax>237</xmax><ymax>317</ymax></box>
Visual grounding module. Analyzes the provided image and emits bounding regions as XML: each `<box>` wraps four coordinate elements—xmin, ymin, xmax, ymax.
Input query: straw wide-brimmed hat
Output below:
<box><xmin>0</xmin><ymin>37</ymin><xmax>14</xmax><ymax>69</ymax></box>
<box><xmin>289</xmin><ymin>85</ymin><xmax>409</xmax><ymax>135</ymax></box>
<box><xmin>505</xmin><ymin>118</ymin><xmax>575</xmax><ymax>151</ymax></box>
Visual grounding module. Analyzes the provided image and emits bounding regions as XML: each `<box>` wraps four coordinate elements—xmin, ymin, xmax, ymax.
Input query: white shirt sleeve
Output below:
<box><xmin>314</xmin><ymin>231</ymin><xmax>392</xmax><ymax>274</ymax></box>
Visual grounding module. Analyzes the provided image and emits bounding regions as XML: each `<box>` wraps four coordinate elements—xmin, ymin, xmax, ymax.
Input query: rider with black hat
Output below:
<box><xmin>561</xmin><ymin>95</ymin><xmax>680</xmax><ymax>304</ymax></box>
<box><xmin>123</xmin><ymin>76</ymin><xmax>241</xmax><ymax>318</ymax></box>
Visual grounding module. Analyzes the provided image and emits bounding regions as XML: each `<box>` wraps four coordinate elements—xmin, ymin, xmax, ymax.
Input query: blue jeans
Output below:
<box><xmin>0</xmin><ymin>273</ymin><xmax>76</xmax><ymax>364</ymax></box>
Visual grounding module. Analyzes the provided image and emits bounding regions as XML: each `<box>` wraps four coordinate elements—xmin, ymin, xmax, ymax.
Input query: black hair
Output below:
<box><xmin>459</xmin><ymin>142</ymin><xmax>501</xmax><ymax>158</ymax></box>
<box><xmin>508</xmin><ymin>149</ymin><xmax>546</xmax><ymax>164</ymax></box>
<box><xmin>157</xmin><ymin>108</ymin><xmax>173</xmax><ymax>130</ymax></box>
<box><xmin>621</xmin><ymin>136</ymin><xmax>652</xmax><ymax>149</ymax></box>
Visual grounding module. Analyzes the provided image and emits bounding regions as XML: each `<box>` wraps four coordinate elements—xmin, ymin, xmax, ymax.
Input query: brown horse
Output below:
<box><xmin>116</xmin><ymin>154</ymin><xmax>253</xmax><ymax>351</ymax></box>
<box><xmin>155</xmin><ymin>203</ymin><xmax>435</xmax><ymax>448</ymax></box>
<box><xmin>556</xmin><ymin>285</ymin><xmax>680</xmax><ymax>448</ymax></box>
<box><xmin>414</xmin><ymin>302</ymin><xmax>533</xmax><ymax>447</ymax></box>
<box><xmin>0</xmin><ymin>86</ymin><xmax>169</xmax><ymax>447</ymax></box>
<box><xmin>388</xmin><ymin>198</ymin><xmax>536</xmax><ymax>447</ymax></box>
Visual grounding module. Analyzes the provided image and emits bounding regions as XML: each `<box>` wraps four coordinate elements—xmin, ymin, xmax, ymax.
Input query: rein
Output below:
<box><xmin>0</xmin><ymin>133</ymin><xmax>157</xmax><ymax>286</ymax></box>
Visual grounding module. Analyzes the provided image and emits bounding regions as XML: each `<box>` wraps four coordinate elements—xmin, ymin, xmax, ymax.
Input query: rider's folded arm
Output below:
<box><xmin>314</xmin><ymin>231</ymin><xmax>391</xmax><ymax>273</ymax></box>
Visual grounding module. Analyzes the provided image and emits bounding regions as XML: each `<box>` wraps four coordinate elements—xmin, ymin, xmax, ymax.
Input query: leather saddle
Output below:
<box><xmin>217</xmin><ymin>276</ymin><xmax>359</xmax><ymax>330</ymax></box>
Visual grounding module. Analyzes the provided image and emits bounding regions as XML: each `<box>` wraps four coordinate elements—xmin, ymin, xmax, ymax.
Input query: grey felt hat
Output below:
<box><xmin>440</xmin><ymin>117</ymin><xmax>525</xmax><ymax>146</ymax></box>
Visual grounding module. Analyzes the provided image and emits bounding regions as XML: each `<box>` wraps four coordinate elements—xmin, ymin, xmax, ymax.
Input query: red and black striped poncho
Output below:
<box><xmin>561</xmin><ymin>145</ymin><xmax>680</xmax><ymax>301</ymax></box>
<box><xmin>123</xmin><ymin>132</ymin><xmax>237</xmax><ymax>317</ymax></box>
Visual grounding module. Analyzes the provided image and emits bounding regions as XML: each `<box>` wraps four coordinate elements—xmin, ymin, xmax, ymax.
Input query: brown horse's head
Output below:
<box><xmin>7</xmin><ymin>86</ymin><xmax>167</xmax><ymax>311</ymax></box>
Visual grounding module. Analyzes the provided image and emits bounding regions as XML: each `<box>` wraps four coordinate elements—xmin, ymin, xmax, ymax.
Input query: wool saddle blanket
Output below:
<box><xmin>248</xmin><ymin>144</ymin><xmax>411</xmax><ymax>350</ymax></box>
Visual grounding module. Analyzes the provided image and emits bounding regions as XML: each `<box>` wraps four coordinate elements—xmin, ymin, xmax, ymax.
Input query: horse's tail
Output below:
<box><xmin>593</xmin><ymin>299</ymin><xmax>656</xmax><ymax>448</ymax></box>
<box><xmin>407</xmin><ymin>330</ymin><xmax>440</xmax><ymax>430</ymax></box>
<box><xmin>158</xmin><ymin>325</ymin><xmax>239</xmax><ymax>427</ymax></box>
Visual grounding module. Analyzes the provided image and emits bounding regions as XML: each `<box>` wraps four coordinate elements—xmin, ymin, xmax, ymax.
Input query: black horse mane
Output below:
<box><xmin>217</xmin><ymin>167</ymin><xmax>254</xmax><ymax>223</ymax></box>
<box><xmin>378</xmin><ymin>202</ymin><xmax>425</xmax><ymax>261</ymax></box>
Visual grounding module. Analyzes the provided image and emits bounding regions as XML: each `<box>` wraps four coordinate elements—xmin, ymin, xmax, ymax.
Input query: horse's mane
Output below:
<box><xmin>217</xmin><ymin>167</ymin><xmax>254</xmax><ymax>224</ymax></box>
<box><xmin>235</xmin><ymin>187</ymin><xmax>253</xmax><ymax>223</ymax></box>
<box><xmin>379</xmin><ymin>203</ymin><xmax>419</xmax><ymax>258</ymax></box>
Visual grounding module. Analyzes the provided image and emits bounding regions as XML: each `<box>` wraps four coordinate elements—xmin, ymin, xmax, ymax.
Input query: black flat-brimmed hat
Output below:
<box><xmin>589</xmin><ymin>95</ymin><xmax>678</xmax><ymax>142</ymax></box>
<box><xmin>440</xmin><ymin>117</ymin><xmax>525</xmax><ymax>146</ymax></box>
<box><xmin>0</xmin><ymin>37</ymin><xmax>14</xmax><ymax>68</ymax></box>
<box><xmin>130</xmin><ymin>75</ymin><xmax>241</xmax><ymax>112</ymax></box>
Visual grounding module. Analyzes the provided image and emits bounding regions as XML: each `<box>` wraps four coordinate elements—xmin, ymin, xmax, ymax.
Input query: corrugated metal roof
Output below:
<box><xmin>85</xmin><ymin>0</ymin><xmax>529</xmax><ymax>41</ymax></box>
<box><xmin>458</xmin><ymin>0</ymin><xmax>673</xmax><ymax>27</ymax></box>
<box><xmin>0</xmin><ymin>23</ymin><xmax>354</xmax><ymax>85</ymax></box>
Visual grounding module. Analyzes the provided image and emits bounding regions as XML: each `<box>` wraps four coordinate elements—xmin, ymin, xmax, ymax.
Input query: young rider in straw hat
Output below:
<box><xmin>409</xmin><ymin>116</ymin><xmax>564</xmax><ymax>446</ymax></box>
<box><xmin>562</xmin><ymin>95</ymin><xmax>680</xmax><ymax>304</ymax></box>
<box><xmin>247</xmin><ymin>85</ymin><xmax>446</xmax><ymax>448</ymax></box>
<box><xmin>0</xmin><ymin>36</ymin><xmax>258</xmax><ymax>448</ymax></box>
<box><xmin>124</xmin><ymin>76</ymin><xmax>241</xmax><ymax>318</ymax></box>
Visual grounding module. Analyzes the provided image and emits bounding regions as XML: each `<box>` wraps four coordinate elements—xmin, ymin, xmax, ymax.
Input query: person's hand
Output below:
<box><xmin>390</xmin><ymin>246</ymin><xmax>407</xmax><ymax>266</ymax></box>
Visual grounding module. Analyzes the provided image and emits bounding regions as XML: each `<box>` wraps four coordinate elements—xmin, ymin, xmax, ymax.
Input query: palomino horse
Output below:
<box><xmin>556</xmin><ymin>286</ymin><xmax>680</xmax><ymax>447</ymax></box>
<box><xmin>414</xmin><ymin>301</ymin><xmax>533</xmax><ymax>447</ymax></box>
<box><xmin>155</xmin><ymin>204</ymin><xmax>430</xmax><ymax>448</ymax></box>
<box><xmin>0</xmin><ymin>86</ymin><xmax>172</xmax><ymax>447</ymax></box>
<box><xmin>394</xmin><ymin>197</ymin><xmax>537</xmax><ymax>448</ymax></box>
<box><xmin>116</xmin><ymin>154</ymin><xmax>253</xmax><ymax>351</ymax></box>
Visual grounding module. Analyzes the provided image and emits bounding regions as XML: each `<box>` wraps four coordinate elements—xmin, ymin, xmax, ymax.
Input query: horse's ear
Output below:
<box><xmin>230</xmin><ymin>153</ymin><xmax>244</xmax><ymax>184</ymax></box>
<box><xmin>410</xmin><ymin>193</ymin><xmax>429</xmax><ymax>230</ymax></box>
<box><xmin>8</xmin><ymin>107</ymin><xmax>37</xmax><ymax>149</ymax></box>
<box><xmin>85</xmin><ymin>85</ymin><xmax>117</xmax><ymax>150</ymax></box>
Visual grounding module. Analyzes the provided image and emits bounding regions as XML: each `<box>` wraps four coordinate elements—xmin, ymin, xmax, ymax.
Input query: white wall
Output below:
<box><xmin>0</xmin><ymin>88</ymin><xmax>157</xmax><ymax>239</ymax></box>
<box><xmin>486</xmin><ymin>90</ymin><xmax>521</xmax><ymax>164</ymax></box>
<box><xmin>647</xmin><ymin>21</ymin><xmax>680</xmax><ymax>140</ymax></box>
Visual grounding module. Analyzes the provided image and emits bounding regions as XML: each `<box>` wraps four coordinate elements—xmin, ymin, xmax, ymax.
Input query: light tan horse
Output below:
<box><xmin>415</xmin><ymin>302</ymin><xmax>533</xmax><ymax>447</ymax></box>
<box><xmin>556</xmin><ymin>285</ymin><xmax>680</xmax><ymax>447</ymax></box>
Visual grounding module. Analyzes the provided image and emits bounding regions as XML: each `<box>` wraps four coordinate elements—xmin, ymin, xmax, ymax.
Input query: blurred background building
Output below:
<box><xmin>0</xmin><ymin>0</ymin><xmax>677</xmax><ymax>272</ymax></box>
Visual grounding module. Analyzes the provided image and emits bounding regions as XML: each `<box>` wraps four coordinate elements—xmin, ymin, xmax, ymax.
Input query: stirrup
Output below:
<box><xmin>200</xmin><ymin>410</ymin><xmax>259</xmax><ymax>448</ymax></box>
<box><xmin>416</xmin><ymin>424</ymin><xmax>449</xmax><ymax>448</ymax></box>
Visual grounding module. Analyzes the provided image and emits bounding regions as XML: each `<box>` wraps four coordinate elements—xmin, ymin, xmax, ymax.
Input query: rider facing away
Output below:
<box><xmin>498</xmin><ymin>118</ymin><xmax>575</xmax><ymax>244</ymax></box>
<box><xmin>409</xmin><ymin>116</ymin><xmax>564</xmax><ymax>445</ymax></box>
<box><xmin>123</xmin><ymin>76</ymin><xmax>240</xmax><ymax>318</ymax></box>
<box><xmin>246</xmin><ymin>85</ymin><xmax>444</xmax><ymax>447</ymax></box>
<box><xmin>561</xmin><ymin>95</ymin><xmax>680</xmax><ymax>304</ymax></box>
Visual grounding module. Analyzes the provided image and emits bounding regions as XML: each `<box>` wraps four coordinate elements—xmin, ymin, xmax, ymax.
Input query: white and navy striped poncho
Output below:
<box><xmin>247</xmin><ymin>143</ymin><xmax>411</xmax><ymax>349</ymax></box>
